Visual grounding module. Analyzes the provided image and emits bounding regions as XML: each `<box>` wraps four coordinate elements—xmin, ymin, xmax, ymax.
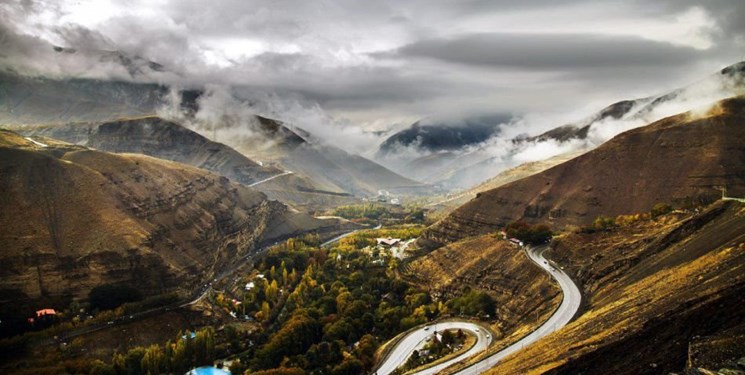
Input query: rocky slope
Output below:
<box><xmin>0</xmin><ymin>130</ymin><xmax>338</xmax><ymax>319</ymax></box>
<box><xmin>483</xmin><ymin>200</ymin><xmax>745</xmax><ymax>374</ymax></box>
<box><xmin>422</xmin><ymin>96</ymin><xmax>745</xmax><ymax>247</ymax></box>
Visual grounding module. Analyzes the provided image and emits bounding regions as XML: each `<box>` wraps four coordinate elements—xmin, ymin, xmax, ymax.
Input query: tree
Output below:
<box><xmin>446</xmin><ymin>290</ymin><xmax>496</xmax><ymax>317</ymax></box>
<box><xmin>592</xmin><ymin>216</ymin><xmax>616</xmax><ymax>231</ymax></box>
<box><xmin>504</xmin><ymin>221</ymin><xmax>552</xmax><ymax>245</ymax></box>
<box><xmin>141</xmin><ymin>344</ymin><xmax>165</xmax><ymax>375</ymax></box>
<box><xmin>252</xmin><ymin>311</ymin><xmax>322</xmax><ymax>370</ymax></box>
<box><xmin>123</xmin><ymin>346</ymin><xmax>146</xmax><ymax>375</ymax></box>
<box><xmin>194</xmin><ymin>327</ymin><xmax>215</xmax><ymax>365</ymax></box>
<box><xmin>331</xmin><ymin>358</ymin><xmax>364</xmax><ymax>375</ymax></box>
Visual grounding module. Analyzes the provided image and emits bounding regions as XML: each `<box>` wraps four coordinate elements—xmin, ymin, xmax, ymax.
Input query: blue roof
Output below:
<box><xmin>187</xmin><ymin>366</ymin><xmax>231</xmax><ymax>375</ymax></box>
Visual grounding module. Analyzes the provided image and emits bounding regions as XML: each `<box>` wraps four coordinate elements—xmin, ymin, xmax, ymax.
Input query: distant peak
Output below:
<box><xmin>720</xmin><ymin>61</ymin><xmax>745</xmax><ymax>76</ymax></box>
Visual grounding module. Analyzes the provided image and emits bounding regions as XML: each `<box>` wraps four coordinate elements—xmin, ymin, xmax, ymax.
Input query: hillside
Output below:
<box><xmin>427</xmin><ymin>150</ymin><xmax>586</xmax><ymax>214</ymax></box>
<box><xmin>229</xmin><ymin>128</ymin><xmax>429</xmax><ymax>197</ymax></box>
<box><xmin>483</xmin><ymin>201</ymin><xmax>745</xmax><ymax>374</ymax></box>
<box><xmin>0</xmin><ymin>130</ymin><xmax>339</xmax><ymax>319</ymax></box>
<box><xmin>18</xmin><ymin>117</ymin><xmax>360</xmax><ymax>212</ymax></box>
<box><xmin>0</xmin><ymin>71</ymin><xmax>424</xmax><ymax>201</ymax></box>
<box><xmin>402</xmin><ymin>236</ymin><xmax>561</xmax><ymax>351</ymax></box>
<box><xmin>422</xmin><ymin>96</ymin><xmax>745</xmax><ymax>247</ymax></box>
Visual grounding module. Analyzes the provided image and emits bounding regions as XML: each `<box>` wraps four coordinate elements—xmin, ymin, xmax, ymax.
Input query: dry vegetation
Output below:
<box><xmin>401</xmin><ymin>235</ymin><xmax>561</xmax><ymax>348</ymax></box>
<box><xmin>485</xmin><ymin>201</ymin><xmax>745</xmax><ymax>374</ymax></box>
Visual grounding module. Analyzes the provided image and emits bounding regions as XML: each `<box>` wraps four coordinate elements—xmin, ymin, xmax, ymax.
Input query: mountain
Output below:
<box><xmin>426</xmin><ymin>150</ymin><xmax>586</xmax><ymax>214</ymax></box>
<box><xmin>0</xmin><ymin>129</ymin><xmax>340</xmax><ymax>317</ymax></box>
<box><xmin>0</xmin><ymin>71</ymin><xmax>166</xmax><ymax>124</ymax></box>
<box><xmin>186</xmin><ymin>111</ymin><xmax>431</xmax><ymax>197</ymax></box>
<box><xmin>529</xmin><ymin>61</ymin><xmax>745</xmax><ymax>144</ymax></box>
<box><xmin>422</xmin><ymin>96</ymin><xmax>745</xmax><ymax>247</ymax></box>
<box><xmin>16</xmin><ymin>116</ymin><xmax>359</xmax><ymax>211</ymax></box>
<box><xmin>378</xmin><ymin>62</ymin><xmax>745</xmax><ymax>191</ymax></box>
<box><xmin>20</xmin><ymin>116</ymin><xmax>278</xmax><ymax>183</ymax></box>
<box><xmin>377</xmin><ymin>114</ymin><xmax>510</xmax><ymax>156</ymax></box>
<box><xmin>485</xmin><ymin>200</ymin><xmax>745</xmax><ymax>374</ymax></box>
<box><xmin>0</xmin><ymin>71</ymin><xmax>425</xmax><ymax>202</ymax></box>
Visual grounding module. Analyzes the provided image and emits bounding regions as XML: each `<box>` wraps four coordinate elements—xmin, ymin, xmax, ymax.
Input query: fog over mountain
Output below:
<box><xmin>2</xmin><ymin>1</ymin><xmax>745</xmax><ymax>156</ymax></box>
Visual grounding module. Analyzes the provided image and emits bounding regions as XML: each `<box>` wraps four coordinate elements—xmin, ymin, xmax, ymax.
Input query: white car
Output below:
<box><xmin>424</xmin><ymin>326</ymin><xmax>430</xmax><ymax>331</ymax></box>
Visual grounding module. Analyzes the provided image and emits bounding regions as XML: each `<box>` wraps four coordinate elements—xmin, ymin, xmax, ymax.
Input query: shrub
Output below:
<box><xmin>504</xmin><ymin>221</ymin><xmax>552</xmax><ymax>245</ymax></box>
<box><xmin>650</xmin><ymin>203</ymin><xmax>672</xmax><ymax>218</ymax></box>
<box><xmin>592</xmin><ymin>216</ymin><xmax>617</xmax><ymax>231</ymax></box>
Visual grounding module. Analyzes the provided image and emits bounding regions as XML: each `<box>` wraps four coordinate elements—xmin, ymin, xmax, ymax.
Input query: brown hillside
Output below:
<box><xmin>18</xmin><ymin>117</ymin><xmax>359</xmax><ymax>211</ymax></box>
<box><xmin>0</xmin><ymin>130</ymin><xmax>337</xmax><ymax>318</ymax></box>
<box><xmin>402</xmin><ymin>236</ymin><xmax>561</xmax><ymax>352</ymax></box>
<box><xmin>483</xmin><ymin>201</ymin><xmax>745</xmax><ymax>374</ymax></box>
<box><xmin>423</xmin><ymin>97</ymin><xmax>745</xmax><ymax>247</ymax></box>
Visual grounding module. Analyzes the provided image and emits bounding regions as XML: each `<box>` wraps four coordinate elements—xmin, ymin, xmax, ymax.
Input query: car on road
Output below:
<box><xmin>424</xmin><ymin>326</ymin><xmax>430</xmax><ymax>331</ymax></box>
<box><xmin>475</xmin><ymin>328</ymin><xmax>480</xmax><ymax>332</ymax></box>
<box><xmin>107</xmin><ymin>321</ymin><xmax>114</xmax><ymax>325</ymax></box>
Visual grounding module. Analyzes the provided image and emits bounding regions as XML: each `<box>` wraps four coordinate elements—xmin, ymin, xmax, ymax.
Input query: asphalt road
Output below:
<box><xmin>375</xmin><ymin>321</ymin><xmax>492</xmax><ymax>375</ymax></box>
<box><xmin>248</xmin><ymin>171</ymin><xmax>293</xmax><ymax>187</ymax></box>
<box><xmin>374</xmin><ymin>244</ymin><xmax>581</xmax><ymax>375</ymax></box>
<box><xmin>452</xmin><ymin>245</ymin><xmax>582</xmax><ymax>374</ymax></box>
<box><xmin>320</xmin><ymin>224</ymin><xmax>380</xmax><ymax>247</ymax></box>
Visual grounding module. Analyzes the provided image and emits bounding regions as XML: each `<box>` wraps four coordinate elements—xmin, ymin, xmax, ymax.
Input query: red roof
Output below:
<box><xmin>35</xmin><ymin>309</ymin><xmax>56</xmax><ymax>317</ymax></box>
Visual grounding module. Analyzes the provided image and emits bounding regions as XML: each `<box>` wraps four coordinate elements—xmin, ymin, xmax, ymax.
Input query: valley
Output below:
<box><xmin>1</xmin><ymin>9</ymin><xmax>744</xmax><ymax>374</ymax></box>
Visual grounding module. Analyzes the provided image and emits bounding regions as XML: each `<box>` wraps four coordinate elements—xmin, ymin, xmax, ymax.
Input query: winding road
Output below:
<box><xmin>249</xmin><ymin>171</ymin><xmax>293</xmax><ymax>187</ymax></box>
<box><xmin>375</xmin><ymin>244</ymin><xmax>581</xmax><ymax>375</ymax></box>
<box><xmin>375</xmin><ymin>322</ymin><xmax>492</xmax><ymax>375</ymax></box>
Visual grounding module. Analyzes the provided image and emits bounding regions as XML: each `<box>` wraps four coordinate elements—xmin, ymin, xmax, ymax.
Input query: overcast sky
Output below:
<box><xmin>1</xmin><ymin>0</ymin><xmax>744</xmax><ymax>129</ymax></box>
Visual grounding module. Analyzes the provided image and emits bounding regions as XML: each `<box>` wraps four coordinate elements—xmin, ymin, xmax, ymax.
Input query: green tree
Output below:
<box><xmin>141</xmin><ymin>344</ymin><xmax>165</xmax><ymax>375</ymax></box>
<box><xmin>331</xmin><ymin>358</ymin><xmax>364</xmax><ymax>375</ymax></box>
<box><xmin>504</xmin><ymin>221</ymin><xmax>552</xmax><ymax>245</ymax></box>
<box><xmin>252</xmin><ymin>311</ymin><xmax>322</xmax><ymax>370</ymax></box>
<box><xmin>123</xmin><ymin>346</ymin><xmax>146</xmax><ymax>375</ymax></box>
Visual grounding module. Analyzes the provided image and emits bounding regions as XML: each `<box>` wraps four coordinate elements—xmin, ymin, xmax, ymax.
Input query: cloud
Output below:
<box><xmin>1</xmin><ymin>0</ymin><xmax>743</xmax><ymax>133</ymax></box>
<box><xmin>392</xmin><ymin>32</ymin><xmax>704</xmax><ymax>70</ymax></box>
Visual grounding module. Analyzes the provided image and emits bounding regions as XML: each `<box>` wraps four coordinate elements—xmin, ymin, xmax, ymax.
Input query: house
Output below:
<box><xmin>35</xmin><ymin>309</ymin><xmax>56</xmax><ymax>317</ymax></box>
<box><xmin>29</xmin><ymin>308</ymin><xmax>57</xmax><ymax>327</ymax></box>
<box><xmin>376</xmin><ymin>238</ymin><xmax>401</xmax><ymax>247</ymax></box>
